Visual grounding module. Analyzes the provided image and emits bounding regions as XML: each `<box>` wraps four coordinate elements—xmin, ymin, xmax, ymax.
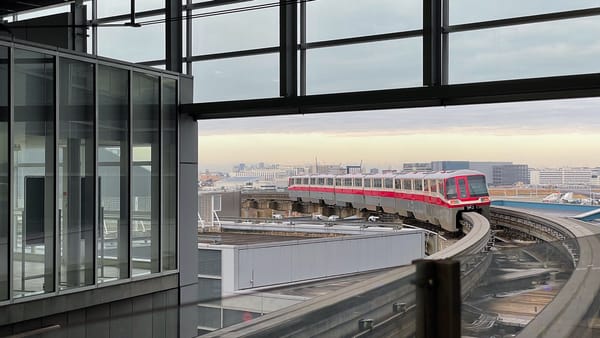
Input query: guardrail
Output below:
<box><xmin>202</xmin><ymin>212</ymin><xmax>491</xmax><ymax>337</ymax></box>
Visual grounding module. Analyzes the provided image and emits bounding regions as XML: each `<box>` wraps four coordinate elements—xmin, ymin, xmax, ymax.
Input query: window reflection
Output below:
<box><xmin>98</xmin><ymin>65</ymin><xmax>131</xmax><ymax>283</ymax></box>
<box><xmin>0</xmin><ymin>47</ymin><xmax>8</xmax><ymax>300</ymax></box>
<box><xmin>13</xmin><ymin>49</ymin><xmax>55</xmax><ymax>298</ymax></box>
<box><xmin>162</xmin><ymin>78</ymin><xmax>177</xmax><ymax>271</ymax></box>
<box><xmin>132</xmin><ymin>72</ymin><xmax>160</xmax><ymax>276</ymax></box>
<box><xmin>58</xmin><ymin>58</ymin><xmax>95</xmax><ymax>289</ymax></box>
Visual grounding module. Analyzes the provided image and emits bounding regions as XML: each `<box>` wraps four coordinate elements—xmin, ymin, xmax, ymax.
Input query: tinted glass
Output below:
<box><xmin>132</xmin><ymin>72</ymin><xmax>160</xmax><ymax>276</ymax></box>
<box><xmin>0</xmin><ymin>47</ymin><xmax>7</xmax><ymax>300</ymax></box>
<box><xmin>98</xmin><ymin>65</ymin><xmax>130</xmax><ymax>282</ymax></box>
<box><xmin>58</xmin><ymin>58</ymin><xmax>95</xmax><ymax>289</ymax></box>
<box><xmin>163</xmin><ymin>78</ymin><xmax>178</xmax><ymax>271</ymax></box>
<box><xmin>13</xmin><ymin>49</ymin><xmax>55</xmax><ymax>297</ymax></box>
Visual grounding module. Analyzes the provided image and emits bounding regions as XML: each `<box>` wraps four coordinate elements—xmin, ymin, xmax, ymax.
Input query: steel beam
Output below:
<box><xmin>182</xmin><ymin>73</ymin><xmax>600</xmax><ymax>119</ymax></box>
<box><xmin>166</xmin><ymin>0</ymin><xmax>183</xmax><ymax>73</ymax></box>
<box><xmin>423</xmin><ymin>0</ymin><xmax>442</xmax><ymax>87</ymax></box>
<box><xmin>280</xmin><ymin>0</ymin><xmax>297</xmax><ymax>97</ymax></box>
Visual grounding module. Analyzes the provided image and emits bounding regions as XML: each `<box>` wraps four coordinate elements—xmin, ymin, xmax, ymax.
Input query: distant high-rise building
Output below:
<box><xmin>370</xmin><ymin>168</ymin><xmax>379</xmax><ymax>174</ymax></box>
<box><xmin>492</xmin><ymin>164</ymin><xmax>530</xmax><ymax>186</ymax></box>
<box><xmin>469</xmin><ymin>161</ymin><xmax>512</xmax><ymax>183</ymax></box>
<box><xmin>431</xmin><ymin>161</ymin><xmax>469</xmax><ymax>171</ymax></box>
<box><xmin>529</xmin><ymin>168</ymin><xmax>592</xmax><ymax>186</ymax></box>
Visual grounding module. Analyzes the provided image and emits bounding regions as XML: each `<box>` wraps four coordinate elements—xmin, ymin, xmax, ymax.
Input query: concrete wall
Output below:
<box><xmin>233</xmin><ymin>232</ymin><xmax>424</xmax><ymax>290</ymax></box>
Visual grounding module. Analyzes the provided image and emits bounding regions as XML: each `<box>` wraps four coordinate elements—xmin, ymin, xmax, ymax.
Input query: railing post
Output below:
<box><xmin>415</xmin><ymin>259</ymin><xmax>461</xmax><ymax>338</ymax></box>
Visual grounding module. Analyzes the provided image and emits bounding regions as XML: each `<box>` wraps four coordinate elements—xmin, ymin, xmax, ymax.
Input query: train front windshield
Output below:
<box><xmin>467</xmin><ymin>176</ymin><xmax>488</xmax><ymax>197</ymax></box>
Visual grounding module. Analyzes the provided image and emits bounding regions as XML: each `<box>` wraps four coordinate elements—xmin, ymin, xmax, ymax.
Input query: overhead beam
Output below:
<box><xmin>182</xmin><ymin>73</ymin><xmax>600</xmax><ymax>120</ymax></box>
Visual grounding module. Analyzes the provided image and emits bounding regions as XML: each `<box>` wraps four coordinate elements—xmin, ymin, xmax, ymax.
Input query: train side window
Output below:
<box><xmin>310</xmin><ymin>178</ymin><xmax>316</xmax><ymax>185</ymax></box>
<box><xmin>414</xmin><ymin>180</ymin><xmax>423</xmax><ymax>191</ymax></box>
<box><xmin>326</xmin><ymin>178</ymin><xmax>333</xmax><ymax>186</ymax></box>
<box><xmin>403</xmin><ymin>179</ymin><xmax>412</xmax><ymax>190</ymax></box>
<box><xmin>384</xmin><ymin>178</ymin><xmax>393</xmax><ymax>189</ymax></box>
<box><xmin>354</xmin><ymin>178</ymin><xmax>362</xmax><ymax>187</ymax></box>
<box><xmin>335</xmin><ymin>178</ymin><xmax>341</xmax><ymax>186</ymax></box>
<box><xmin>446</xmin><ymin>178</ymin><xmax>457</xmax><ymax>199</ymax></box>
<box><xmin>437</xmin><ymin>180</ymin><xmax>443</xmax><ymax>194</ymax></box>
<box><xmin>394</xmin><ymin>179</ymin><xmax>401</xmax><ymax>190</ymax></box>
<box><xmin>424</xmin><ymin>180</ymin><xmax>429</xmax><ymax>192</ymax></box>
<box><xmin>303</xmin><ymin>178</ymin><xmax>309</xmax><ymax>185</ymax></box>
<box><xmin>430</xmin><ymin>180</ymin><xmax>437</xmax><ymax>193</ymax></box>
<box><xmin>373</xmin><ymin>178</ymin><xmax>382</xmax><ymax>188</ymax></box>
<box><xmin>318</xmin><ymin>178</ymin><xmax>325</xmax><ymax>185</ymax></box>
<box><xmin>364</xmin><ymin>179</ymin><xmax>371</xmax><ymax>188</ymax></box>
<box><xmin>344</xmin><ymin>178</ymin><xmax>352</xmax><ymax>186</ymax></box>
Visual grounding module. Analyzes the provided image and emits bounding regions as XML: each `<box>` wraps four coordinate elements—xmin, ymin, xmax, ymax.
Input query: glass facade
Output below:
<box><xmin>13</xmin><ymin>49</ymin><xmax>56</xmax><ymax>298</ymax></box>
<box><xmin>58</xmin><ymin>58</ymin><xmax>95</xmax><ymax>289</ymax></box>
<box><xmin>132</xmin><ymin>72</ymin><xmax>160</xmax><ymax>276</ymax></box>
<box><xmin>0</xmin><ymin>41</ymin><xmax>180</xmax><ymax>301</ymax></box>
<box><xmin>0</xmin><ymin>47</ymin><xmax>8</xmax><ymax>301</ymax></box>
<box><xmin>98</xmin><ymin>65</ymin><xmax>130</xmax><ymax>283</ymax></box>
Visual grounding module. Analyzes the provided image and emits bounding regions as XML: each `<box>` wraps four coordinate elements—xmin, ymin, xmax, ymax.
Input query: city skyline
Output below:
<box><xmin>198</xmin><ymin>97</ymin><xmax>600</xmax><ymax>172</ymax></box>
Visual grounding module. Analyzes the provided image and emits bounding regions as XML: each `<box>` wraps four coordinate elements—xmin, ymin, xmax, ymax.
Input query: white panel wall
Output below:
<box><xmin>235</xmin><ymin>232</ymin><xmax>424</xmax><ymax>290</ymax></box>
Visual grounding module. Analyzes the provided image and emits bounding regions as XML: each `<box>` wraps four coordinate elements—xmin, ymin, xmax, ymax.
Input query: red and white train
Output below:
<box><xmin>288</xmin><ymin>170</ymin><xmax>491</xmax><ymax>232</ymax></box>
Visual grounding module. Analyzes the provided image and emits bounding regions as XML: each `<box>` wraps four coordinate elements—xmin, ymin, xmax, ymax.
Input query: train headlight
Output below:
<box><xmin>479</xmin><ymin>197</ymin><xmax>490</xmax><ymax>203</ymax></box>
<box><xmin>449</xmin><ymin>199</ymin><xmax>460</xmax><ymax>205</ymax></box>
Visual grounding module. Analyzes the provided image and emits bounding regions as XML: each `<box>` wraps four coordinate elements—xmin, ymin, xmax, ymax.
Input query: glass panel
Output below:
<box><xmin>223</xmin><ymin>309</ymin><xmax>260</xmax><ymax>327</ymax></box>
<box><xmin>468</xmin><ymin>176</ymin><xmax>489</xmax><ymax>197</ymax></box>
<box><xmin>136</xmin><ymin>0</ymin><xmax>164</xmax><ymax>13</ymax></box>
<box><xmin>306</xmin><ymin>38</ymin><xmax>422</xmax><ymax>95</ymax></box>
<box><xmin>0</xmin><ymin>47</ymin><xmax>7</xmax><ymax>300</ymax></box>
<box><xmin>97</xmin><ymin>0</ymin><xmax>163</xmax><ymax>18</ymax></box>
<box><xmin>307</xmin><ymin>0</ymin><xmax>422</xmax><ymax>42</ymax></box>
<box><xmin>97</xmin><ymin>16</ymin><xmax>165</xmax><ymax>63</ymax></box>
<box><xmin>450</xmin><ymin>0</ymin><xmax>600</xmax><ymax>25</ymax></box>
<box><xmin>162</xmin><ymin>78</ymin><xmax>177</xmax><ymax>271</ymax></box>
<box><xmin>98</xmin><ymin>0</ymin><xmax>129</xmax><ymax>18</ymax></box>
<box><xmin>198</xmin><ymin>277</ymin><xmax>221</xmax><ymax>304</ymax></box>
<box><xmin>13</xmin><ymin>49</ymin><xmax>55</xmax><ymax>298</ymax></box>
<box><xmin>198</xmin><ymin>306</ymin><xmax>221</xmax><ymax>329</ymax></box>
<box><xmin>192</xmin><ymin>0</ymin><xmax>278</xmax><ymax>55</ymax></box>
<box><xmin>198</xmin><ymin>250</ymin><xmax>221</xmax><ymax>276</ymax></box>
<box><xmin>192</xmin><ymin>53</ymin><xmax>279</xmax><ymax>102</ymax></box>
<box><xmin>449</xmin><ymin>17</ymin><xmax>600</xmax><ymax>84</ymax></box>
<box><xmin>446</xmin><ymin>178</ymin><xmax>457</xmax><ymax>198</ymax></box>
<box><xmin>132</xmin><ymin>72</ymin><xmax>160</xmax><ymax>276</ymax></box>
<box><xmin>98</xmin><ymin>65</ymin><xmax>130</xmax><ymax>283</ymax></box>
<box><xmin>58</xmin><ymin>58</ymin><xmax>95</xmax><ymax>289</ymax></box>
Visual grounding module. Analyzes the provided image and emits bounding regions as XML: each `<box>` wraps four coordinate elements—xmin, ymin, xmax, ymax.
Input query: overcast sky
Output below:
<box><xmin>198</xmin><ymin>97</ymin><xmax>600</xmax><ymax>171</ymax></box>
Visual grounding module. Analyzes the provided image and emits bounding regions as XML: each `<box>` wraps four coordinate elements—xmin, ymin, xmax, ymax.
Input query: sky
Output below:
<box><xmin>198</xmin><ymin>97</ymin><xmax>600</xmax><ymax>172</ymax></box>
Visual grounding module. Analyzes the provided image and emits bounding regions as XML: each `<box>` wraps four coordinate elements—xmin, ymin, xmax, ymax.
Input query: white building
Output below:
<box><xmin>529</xmin><ymin>168</ymin><xmax>593</xmax><ymax>186</ymax></box>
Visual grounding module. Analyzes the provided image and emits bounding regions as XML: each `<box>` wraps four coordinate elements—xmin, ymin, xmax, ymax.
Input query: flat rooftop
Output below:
<box><xmin>198</xmin><ymin>231</ymin><xmax>333</xmax><ymax>246</ymax></box>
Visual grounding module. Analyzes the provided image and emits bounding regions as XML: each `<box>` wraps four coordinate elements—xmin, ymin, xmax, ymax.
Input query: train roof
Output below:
<box><xmin>290</xmin><ymin>170</ymin><xmax>485</xmax><ymax>180</ymax></box>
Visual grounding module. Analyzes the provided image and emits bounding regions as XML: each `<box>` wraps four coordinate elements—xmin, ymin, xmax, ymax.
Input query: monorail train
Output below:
<box><xmin>288</xmin><ymin>170</ymin><xmax>491</xmax><ymax>232</ymax></box>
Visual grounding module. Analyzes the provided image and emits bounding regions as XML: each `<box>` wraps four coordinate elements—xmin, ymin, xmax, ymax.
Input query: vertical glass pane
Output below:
<box><xmin>13</xmin><ymin>49</ymin><xmax>55</xmax><ymax>298</ymax></box>
<box><xmin>449</xmin><ymin>17</ymin><xmax>600</xmax><ymax>84</ymax></box>
<box><xmin>98</xmin><ymin>65</ymin><xmax>130</xmax><ymax>283</ymax></box>
<box><xmin>192</xmin><ymin>53</ymin><xmax>279</xmax><ymax>102</ymax></box>
<box><xmin>97</xmin><ymin>16</ymin><xmax>165</xmax><ymax>63</ymax></box>
<box><xmin>307</xmin><ymin>0</ymin><xmax>422</xmax><ymax>42</ymax></box>
<box><xmin>306</xmin><ymin>38</ymin><xmax>422</xmax><ymax>95</ymax></box>
<box><xmin>191</xmin><ymin>0</ymin><xmax>279</xmax><ymax>55</ymax></box>
<box><xmin>162</xmin><ymin>78</ymin><xmax>177</xmax><ymax>271</ymax></box>
<box><xmin>58</xmin><ymin>58</ymin><xmax>95</xmax><ymax>289</ymax></box>
<box><xmin>132</xmin><ymin>72</ymin><xmax>160</xmax><ymax>276</ymax></box>
<box><xmin>0</xmin><ymin>47</ymin><xmax>8</xmax><ymax>300</ymax></box>
<box><xmin>450</xmin><ymin>0</ymin><xmax>600</xmax><ymax>25</ymax></box>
